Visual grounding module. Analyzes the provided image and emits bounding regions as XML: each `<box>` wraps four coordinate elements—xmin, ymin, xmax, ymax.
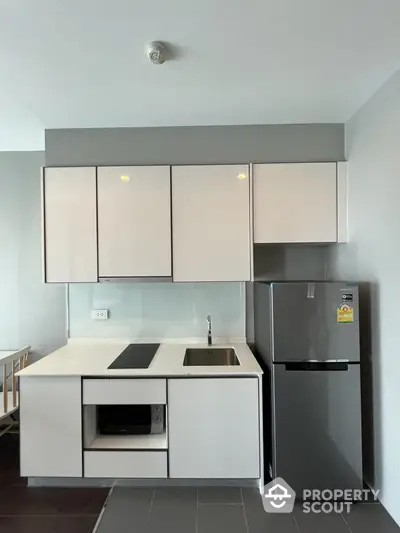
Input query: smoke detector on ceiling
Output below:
<box><xmin>147</xmin><ymin>41</ymin><xmax>167</xmax><ymax>65</ymax></box>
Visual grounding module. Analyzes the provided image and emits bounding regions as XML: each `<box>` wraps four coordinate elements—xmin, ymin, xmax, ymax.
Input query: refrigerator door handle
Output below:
<box><xmin>284</xmin><ymin>361</ymin><xmax>349</xmax><ymax>371</ymax></box>
<box><xmin>306</xmin><ymin>283</ymin><xmax>315</xmax><ymax>299</ymax></box>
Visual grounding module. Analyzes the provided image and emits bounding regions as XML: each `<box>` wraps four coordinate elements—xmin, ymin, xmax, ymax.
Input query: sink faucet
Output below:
<box><xmin>207</xmin><ymin>315</ymin><xmax>212</xmax><ymax>346</ymax></box>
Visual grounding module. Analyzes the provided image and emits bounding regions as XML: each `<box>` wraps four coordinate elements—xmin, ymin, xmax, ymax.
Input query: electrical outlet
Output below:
<box><xmin>91</xmin><ymin>309</ymin><xmax>109</xmax><ymax>320</ymax></box>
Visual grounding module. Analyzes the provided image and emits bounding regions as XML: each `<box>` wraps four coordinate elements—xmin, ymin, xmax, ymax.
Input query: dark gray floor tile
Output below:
<box><xmin>95</xmin><ymin>487</ymin><xmax>153</xmax><ymax>533</ymax></box>
<box><xmin>0</xmin><ymin>515</ymin><xmax>97</xmax><ymax>533</ymax></box>
<box><xmin>146</xmin><ymin>488</ymin><xmax>197</xmax><ymax>533</ymax></box>
<box><xmin>0</xmin><ymin>436</ymin><xmax>25</xmax><ymax>487</ymax></box>
<box><xmin>294</xmin><ymin>504</ymin><xmax>351</xmax><ymax>533</ymax></box>
<box><xmin>153</xmin><ymin>487</ymin><xmax>197</xmax><ymax>504</ymax></box>
<box><xmin>242</xmin><ymin>488</ymin><xmax>299</xmax><ymax>533</ymax></box>
<box><xmin>0</xmin><ymin>486</ymin><xmax>108</xmax><ymax>516</ymax></box>
<box><xmin>343</xmin><ymin>503</ymin><xmax>400</xmax><ymax>533</ymax></box>
<box><xmin>109</xmin><ymin>486</ymin><xmax>154</xmax><ymax>502</ymax></box>
<box><xmin>198</xmin><ymin>504</ymin><xmax>247</xmax><ymax>533</ymax></box>
<box><xmin>241</xmin><ymin>487</ymin><xmax>264</xmax><ymax>506</ymax></box>
<box><xmin>0</xmin><ymin>467</ymin><xmax>26</xmax><ymax>487</ymax></box>
<box><xmin>198</xmin><ymin>487</ymin><xmax>242</xmax><ymax>503</ymax></box>
<box><xmin>245</xmin><ymin>510</ymin><xmax>299</xmax><ymax>533</ymax></box>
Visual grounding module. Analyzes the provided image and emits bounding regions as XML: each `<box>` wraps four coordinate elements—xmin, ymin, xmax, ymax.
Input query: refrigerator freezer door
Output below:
<box><xmin>272</xmin><ymin>363</ymin><xmax>363</xmax><ymax>494</ymax></box>
<box><xmin>271</xmin><ymin>282</ymin><xmax>360</xmax><ymax>363</ymax></box>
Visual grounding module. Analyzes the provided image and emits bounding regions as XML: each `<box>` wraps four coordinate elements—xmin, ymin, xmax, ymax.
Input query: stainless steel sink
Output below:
<box><xmin>183</xmin><ymin>348</ymin><xmax>240</xmax><ymax>366</ymax></box>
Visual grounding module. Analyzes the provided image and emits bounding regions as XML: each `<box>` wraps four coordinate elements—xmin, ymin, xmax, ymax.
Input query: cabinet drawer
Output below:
<box><xmin>82</xmin><ymin>379</ymin><xmax>166</xmax><ymax>405</ymax></box>
<box><xmin>84</xmin><ymin>451</ymin><xmax>167</xmax><ymax>478</ymax></box>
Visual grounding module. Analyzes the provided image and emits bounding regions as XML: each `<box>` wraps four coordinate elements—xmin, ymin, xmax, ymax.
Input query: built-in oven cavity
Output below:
<box><xmin>83</xmin><ymin>404</ymin><xmax>167</xmax><ymax>451</ymax></box>
<box><xmin>97</xmin><ymin>404</ymin><xmax>164</xmax><ymax>435</ymax></box>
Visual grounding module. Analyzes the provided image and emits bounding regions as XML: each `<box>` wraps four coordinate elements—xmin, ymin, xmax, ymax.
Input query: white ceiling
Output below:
<box><xmin>0</xmin><ymin>0</ymin><xmax>400</xmax><ymax>142</ymax></box>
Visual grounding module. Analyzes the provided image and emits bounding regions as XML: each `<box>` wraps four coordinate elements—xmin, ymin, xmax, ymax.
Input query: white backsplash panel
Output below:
<box><xmin>68</xmin><ymin>282</ymin><xmax>246</xmax><ymax>341</ymax></box>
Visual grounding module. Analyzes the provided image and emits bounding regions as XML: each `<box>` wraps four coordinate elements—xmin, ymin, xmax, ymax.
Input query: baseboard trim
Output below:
<box><xmin>28</xmin><ymin>477</ymin><xmax>259</xmax><ymax>488</ymax></box>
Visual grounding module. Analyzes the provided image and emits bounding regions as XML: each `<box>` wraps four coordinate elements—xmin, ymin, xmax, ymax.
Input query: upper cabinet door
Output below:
<box><xmin>172</xmin><ymin>165</ymin><xmax>251</xmax><ymax>282</ymax></box>
<box><xmin>97</xmin><ymin>166</ymin><xmax>171</xmax><ymax>278</ymax></box>
<box><xmin>254</xmin><ymin>163</ymin><xmax>337</xmax><ymax>243</ymax></box>
<box><xmin>43</xmin><ymin>167</ymin><xmax>97</xmax><ymax>282</ymax></box>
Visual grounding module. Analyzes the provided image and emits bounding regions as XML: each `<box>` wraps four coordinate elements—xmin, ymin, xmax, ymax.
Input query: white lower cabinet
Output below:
<box><xmin>82</xmin><ymin>378</ymin><xmax>167</xmax><ymax>405</ymax></box>
<box><xmin>20</xmin><ymin>376</ymin><xmax>260</xmax><ymax>481</ymax></box>
<box><xmin>168</xmin><ymin>378</ymin><xmax>260</xmax><ymax>478</ymax></box>
<box><xmin>20</xmin><ymin>377</ymin><xmax>82</xmax><ymax>477</ymax></box>
<box><xmin>84</xmin><ymin>451</ymin><xmax>168</xmax><ymax>478</ymax></box>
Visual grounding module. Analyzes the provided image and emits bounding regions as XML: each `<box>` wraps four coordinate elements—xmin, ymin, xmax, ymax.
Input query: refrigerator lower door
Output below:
<box><xmin>272</xmin><ymin>363</ymin><xmax>363</xmax><ymax>496</ymax></box>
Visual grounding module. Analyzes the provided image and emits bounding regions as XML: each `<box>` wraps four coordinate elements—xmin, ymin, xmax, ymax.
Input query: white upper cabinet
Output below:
<box><xmin>172</xmin><ymin>165</ymin><xmax>251</xmax><ymax>282</ymax></box>
<box><xmin>43</xmin><ymin>167</ymin><xmax>98</xmax><ymax>282</ymax></box>
<box><xmin>97</xmin><ymin>166</ymin><xmax>171</xmax><ymax>278</ymax></box>
<box><xmin>253</xmin><ymin>163</ymin><xmax>338</xmax><ymax>243</ymax></box>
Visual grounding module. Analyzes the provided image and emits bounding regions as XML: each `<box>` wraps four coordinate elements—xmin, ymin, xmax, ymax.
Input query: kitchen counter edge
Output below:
<box><xmin>16</xmin><ymin>340</ymin><xmax>263</xmax><ymax>378</ymax></box>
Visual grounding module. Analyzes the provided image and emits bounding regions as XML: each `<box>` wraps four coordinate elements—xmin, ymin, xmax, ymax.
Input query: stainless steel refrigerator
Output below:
<box><xmin>254</xmin><ymin>281</ymin><xmax>363</xmax><ymax>494</ymax></box>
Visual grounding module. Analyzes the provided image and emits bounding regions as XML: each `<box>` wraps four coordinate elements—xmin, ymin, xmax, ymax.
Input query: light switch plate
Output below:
<box><xmin>91</xmin><ymin>309</ymin><xmax>109</xmax><ymax>320</ymax></box>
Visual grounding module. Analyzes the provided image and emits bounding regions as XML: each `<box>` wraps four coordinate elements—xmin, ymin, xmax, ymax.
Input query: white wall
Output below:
<box><xmin>329</xmin><ymin>69</ymin><xmax>400</xmax><ymax>525</ymax></box>
<box><xmin>0</xmin><ymin>152</ymin><xmax>66</xmax><ymax>359</ymax></box>
<box><xmin>0</xmin><ymin>90</ymin><xmax>44</xmax><ymax>151</ymax></box>
<box><xmin>68</xmin><ymin>282</ymin><xmax>245</xmax><ymax>342</ymax></box>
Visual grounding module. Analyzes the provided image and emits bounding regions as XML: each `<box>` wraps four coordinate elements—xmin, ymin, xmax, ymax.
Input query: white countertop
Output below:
<box><xmin>16</xmin><ymin>340</ymin><xmax>262</xmax><ymax>377</ymax></box>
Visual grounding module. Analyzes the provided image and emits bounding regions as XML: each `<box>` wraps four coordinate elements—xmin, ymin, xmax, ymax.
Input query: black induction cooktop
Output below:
<box><xmin>107</xmin><ymin>344</ymin><xmax>160</xmax><ymax>370</ymax></box>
